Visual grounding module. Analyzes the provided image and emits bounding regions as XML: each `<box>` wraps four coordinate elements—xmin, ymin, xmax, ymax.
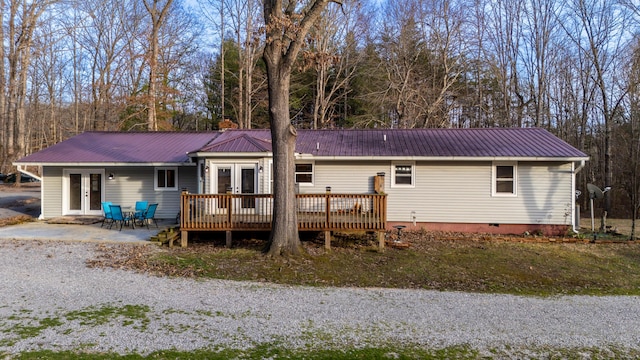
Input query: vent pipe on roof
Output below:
<box><xmin>383</xmin><ymin>134</ymin><xmax>387</xmax><ymax>142</ymax></box>
<box><xmin>316</xmin><ymin>142</ymin><xmax>320</xmax><ymax>150</ymax></box>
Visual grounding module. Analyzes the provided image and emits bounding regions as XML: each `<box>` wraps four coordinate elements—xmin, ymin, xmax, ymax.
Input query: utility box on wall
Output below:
<box><xmin>374</xmin><ymin>172</ymin><xmax>385</xmax><ymax>194</ymax></box>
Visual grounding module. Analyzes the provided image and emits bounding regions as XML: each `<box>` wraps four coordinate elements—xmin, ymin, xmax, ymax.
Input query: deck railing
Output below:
<box><xmin>180</xmin><ymin>192</ymin><xmax>387</xmax><ymax>232</ymax></box>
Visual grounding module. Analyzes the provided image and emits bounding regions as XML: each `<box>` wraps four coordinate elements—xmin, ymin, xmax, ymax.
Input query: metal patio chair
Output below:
<box><xmin>109</xmin><ymin>205</ymin><xmax>134</xmax><ymax>231</ymax></box>
<box><xmin>101</xmin><ymin>201</ymin><xmax>113</xmax><ymax>228</ymax></box>
<box><xmin>136</xmin><ymin>203</ymin><xmax>158</xmax><ymax>229</ymax></box>
<box><xmin>134</xmin><ymin>201</ymin><xmax>148</xmax><ymax>219</ymax></box>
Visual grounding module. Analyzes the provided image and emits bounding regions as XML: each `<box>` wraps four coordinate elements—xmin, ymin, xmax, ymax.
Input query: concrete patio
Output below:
<box><xmin>0</xmin><ymin>219</ymin><xmax>174</xmax><ymax>244</ymax></box>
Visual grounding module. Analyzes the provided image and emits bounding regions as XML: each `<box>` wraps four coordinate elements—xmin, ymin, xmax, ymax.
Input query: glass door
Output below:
<box><xmin>239</xmin><ymin>165</ymin><xmax>256</xmax><ymax>209</ymax></box>
<box><xmin>212</xmin><ymin>163</ymin><xmax>257</xmax><ymax>213</ymax></box>
<box><xmin>63</xmin><ymin>170</ymin><xmax>104</xmax><ymax>216</ymax></box>
<box><xmin>213</xmin><ymin>166</ymin><xmax>232</xmax><ymax>213</ymax></box>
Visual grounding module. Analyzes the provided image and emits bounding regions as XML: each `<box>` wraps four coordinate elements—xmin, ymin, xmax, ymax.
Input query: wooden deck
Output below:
<box><xmin>179</xmin><ymin>192</ymin><xmax>387</xmax><ymax>248</ymax></box>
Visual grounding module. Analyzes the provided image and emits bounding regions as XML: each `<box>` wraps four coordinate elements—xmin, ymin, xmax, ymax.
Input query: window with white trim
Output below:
<box><xmin>493</xmin><ymin>162</ymin><xmax>517</xmax><ymax>196</ymax></box>
<box><xmin>392</xmin><ymin>163</ymin><xmax>415</xmax><ymax>187</ymax></box>
<box><xmin>295</xmin><ymin>163</ymin><xmax>314</xmax><ymax>185</ymax></box>
<box><xmin>155</xmin><ymin>167</ymin><xmax>178</xmax><ymax>191</ymax></box>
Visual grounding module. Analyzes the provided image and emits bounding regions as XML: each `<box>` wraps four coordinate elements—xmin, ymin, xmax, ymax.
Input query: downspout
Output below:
<box><xmin>16</xmin><ymin>165</ymin><xmax>41</xmax><ymax>181</ymax></box>
<box><xmin>572</xmin><ymin>160</ymin><xmax>586</xmax><ymax>233</ymax></box>
<box><xmin>196</xmin><ymin>158</ymin><xmax>204</xmax><ymax>194</ymax></box>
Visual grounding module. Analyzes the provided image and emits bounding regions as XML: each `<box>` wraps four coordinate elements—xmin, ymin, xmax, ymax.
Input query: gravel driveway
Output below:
<box><xmin>0</xmin><ymin>240</ymin><xmax>639</xmax><ymax>358</ymax></box>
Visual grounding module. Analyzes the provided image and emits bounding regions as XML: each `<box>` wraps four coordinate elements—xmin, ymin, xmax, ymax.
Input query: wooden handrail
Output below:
<box><xmin>180</xmin><ymin>192</ymin><xmax>387</xmax><ymax>232</ymax></box>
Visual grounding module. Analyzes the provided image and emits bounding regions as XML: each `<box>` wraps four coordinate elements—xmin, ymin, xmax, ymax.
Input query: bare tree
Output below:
<box><xmin>72</xmin><ymin>0</ymin><xmax>139</xmax><ymax>130</ymax></box>
<box><xmin>263</xmin><ymin>0</ymin><xmax>341</xmax><ymax>256</ymax></box>
<box><xmin>306</xmin><ymin>0</ymin><xmax>365</xmax><ymax>129</ymax></box>
<box><xmin>143</xmin><ymin>0</ymin><xmax>174</xmax><ymax>131</ymax></box>
<box><xmin>4</xmin><ymin>0</ymin><xmax>59</xmax><ymax>164</ymax></box>
<box><xmin>521</xmin><ymin>0</ymin><xmax>560</xmax><ymax>128</ymax></box>
<box><xmin>416</xmin><ymin>0</ymin><xmax>468</xmax><ymax>128</ymax></box>
<box><xmin>562</xmin><ymin>0</ymin><xmax>630</xmax><ymax>230</ymax></box>
<box><xmin>376</xmin><ymin>0</ymin><xmax>426</xmax><ymax>128</ymax></box>
<box><xmin>484</xmin><ymin>0</ymin><xmax>529</xmax><ymax>127</ymax></box>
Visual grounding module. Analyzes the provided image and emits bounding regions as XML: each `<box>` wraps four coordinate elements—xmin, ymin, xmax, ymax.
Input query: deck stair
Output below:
<box><xmin>150</xmin><ymin>226</ymin><xmax>180</xmax><ymax>246</ymax></box>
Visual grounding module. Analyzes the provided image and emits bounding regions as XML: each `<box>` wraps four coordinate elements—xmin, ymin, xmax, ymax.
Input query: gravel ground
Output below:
<box><xmin>0</xmin><ymin>240</ymin><xmax>639</xmax><ymax>357</ymax></box>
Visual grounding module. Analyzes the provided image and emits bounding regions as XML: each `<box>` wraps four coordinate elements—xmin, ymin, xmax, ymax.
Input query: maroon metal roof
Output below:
<box><xmin>16</xmin><ymin>128</ymin><xmax>588</xmax><ymax>165</ymax></box>
<box><xmin>199</xmin><ymin>128</ymin><xmax>588</xmax><ymax>158</ymax></box>
<box><xmin>199</xmin><ymin>133</ymin><xmax>272</xmax><ymax>153</ymax></box>
<box><xmin>16</xmin><ymin>132</ymin><xmax>220</xmax><ymax>164</ymax></box>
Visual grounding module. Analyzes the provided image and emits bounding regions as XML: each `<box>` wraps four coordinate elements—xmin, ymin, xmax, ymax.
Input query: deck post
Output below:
<box><xmin>325</xmin><ymin>187</ymin><xmax>331</xmax><ymax>227</ymax></box>
<box><xmin>324</xmin><ymin>230</ymin><xmax>331</xmax><ymax>250</ymax></box>
<box><xmin>181</xmin><ymin>230</ymin><xmax>188</xmax><ymax>247</ymax></box>
<box><xmin>226</xmin><ymin>230</ymin><xmax>232</xmax><ymax>247</ymax></box>
<box><xmin>378</xmin><ymin>231</ymin><xmax>385</xmax><ymax>251</ymax></box>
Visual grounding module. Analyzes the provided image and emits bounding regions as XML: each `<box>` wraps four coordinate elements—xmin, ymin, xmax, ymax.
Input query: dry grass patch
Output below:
<box><xmin>88</xmin><ymin>230</ymin><xmax>640</xmax><ymax>296</ymax></box>
<box><xmin>0</xmin><ymin>214</ymin><xmax>34</xmax><ymax>227</ymax></box>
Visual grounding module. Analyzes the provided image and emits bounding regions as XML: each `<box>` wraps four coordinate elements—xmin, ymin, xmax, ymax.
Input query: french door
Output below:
<box><xmin>63</xmin><ymin>169</ymin><xmax>105</xmax><ymax>216</ymax></box>
<box><xmin>213</xmin><ymin>163</ymin><xmax>257</xmax><ymax>212</ymax></box>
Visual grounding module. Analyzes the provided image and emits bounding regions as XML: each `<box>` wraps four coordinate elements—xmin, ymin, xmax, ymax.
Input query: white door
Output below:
<box><xmin>213</xmin><ymin>163</ymin><xmax>257</xmax><ymax>213</ymax></box>
<box><xmin>63</xmin><ymin>169</ymin><xmax>105</xmax><ymax>216</ymax></box>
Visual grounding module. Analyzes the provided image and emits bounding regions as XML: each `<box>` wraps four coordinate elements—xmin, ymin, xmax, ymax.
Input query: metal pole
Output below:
<box><xmin>590</xmin><ymin>197</ymin><xmax>595</xmax><ymax>233</ymax></box>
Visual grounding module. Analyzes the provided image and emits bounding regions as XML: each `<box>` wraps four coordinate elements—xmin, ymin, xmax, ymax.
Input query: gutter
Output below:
<box><xmin>17</xmin><ymin>165</ymin><xmax>42</xmax><ymax>181</ymax></box>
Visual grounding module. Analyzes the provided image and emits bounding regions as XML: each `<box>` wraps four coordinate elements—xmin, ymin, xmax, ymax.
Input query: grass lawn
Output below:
<box><xmin>89</xmin><ymin>223</ymin><xmax>640</xmax><ymax>297</ymax></box>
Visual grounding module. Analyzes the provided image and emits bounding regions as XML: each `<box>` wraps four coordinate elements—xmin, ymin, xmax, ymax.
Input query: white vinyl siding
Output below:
<box><xmin>104</xmin><ymin>167</ymin><xmax>196</xmax><ymax>219</ymax></box>
<box><xmin>299</xmin><ymin>160</ymin><xmax>388</xmax><ymax>194</ymax></box>
<box><xmin>42</xmin><ymin>167</ymin><xmax>63</xmax><ymax>218</ymax></box>
<box><xmin>41</xmin><ymin>165</ymin><xmax>197</xmax><ymax>220</ymax></box>
<box><xmin>298</xmin><ymin>160</ymin><xmax>573</xmax><ymax>226</ymax></box>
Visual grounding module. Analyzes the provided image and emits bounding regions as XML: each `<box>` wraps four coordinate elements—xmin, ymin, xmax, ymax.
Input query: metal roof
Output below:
<box><xmin>196</xmin><ymin>128</ymin><xmax>588</xmax><ymax>159</ymax></box>
<box><xmin>15</xmin><ymin>128</ymin><xmax>588</xmax><ymax>165</ymax></box>
<box><xmin>16</xmin><ymin>132</ymin><xmax>219</xmax><ymax>165</ymax></box>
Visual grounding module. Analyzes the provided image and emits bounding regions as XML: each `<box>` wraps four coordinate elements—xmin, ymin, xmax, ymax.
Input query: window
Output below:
<box><xmin>392</xmin><ymin>163</ymin><xmax>415</xmax><ymax>187</ymax></box>
<box><xmin>295</xmin><ymin>163</ymin><xmax>314</xmax><ymax>185</ymax></box>
<box><xmin>155</xmin><ymin>167</ymin><xmax>177</xmax><ymax>191</ymax></box>
<box><xmin>493</xmin><ymin>162</ymin><xmax>517</xmax><ymax>196</ymax></box>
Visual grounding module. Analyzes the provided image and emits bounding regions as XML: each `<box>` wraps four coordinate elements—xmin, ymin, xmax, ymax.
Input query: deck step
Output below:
<box><xmin>150</xmin><ymin>227</ymin><xmax>180</xmax><ymax>246</ymax></box>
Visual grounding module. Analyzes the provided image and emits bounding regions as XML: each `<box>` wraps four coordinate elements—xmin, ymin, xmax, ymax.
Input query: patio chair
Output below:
<box><xmin>134</xmin><ymin>201</ymin><xmax>148</xmax><ymax>218</ymax></box>
<box><xmin>136</xmin><ymin>203</ymin><xmax>158</xmax><ymax>229</ymax></box>
<box><xmin>109</xmin><ymin>205</ymin><xmax>134</xmax><ymax>231</ymax></box>
<box><xmin>101</xmin><ymin>202</ymin><xmax>113</xmax><ymax>228</ymax></box>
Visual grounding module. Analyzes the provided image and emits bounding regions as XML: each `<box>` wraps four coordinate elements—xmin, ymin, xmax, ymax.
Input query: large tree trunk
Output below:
<box><xmin>262</xmin><ymin>0</ymin><xmax>336</xmax><ymax>256</ymax></box>
<box><xmin>264</xmin><ymin>58</ymin><xmax>302</xmax><ymax>256</ymax></box>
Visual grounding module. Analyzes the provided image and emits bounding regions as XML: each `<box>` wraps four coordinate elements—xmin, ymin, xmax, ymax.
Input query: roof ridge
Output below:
<box><xmin>241</xmin><ymin>133</ymin><xmax>271</xmax><ymax>151</ymax></box>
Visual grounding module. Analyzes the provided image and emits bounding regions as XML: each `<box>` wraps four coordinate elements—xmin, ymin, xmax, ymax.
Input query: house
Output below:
<box><xmin>15</xmin><ymin>128</ymin><xmax>589</xmax><ymax>236</ymax></box>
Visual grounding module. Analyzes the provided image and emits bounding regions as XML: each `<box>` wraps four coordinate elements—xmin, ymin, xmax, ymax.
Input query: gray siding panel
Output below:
<box><xmin>42</xmin><ymin>167</ymin><xmax>63</xmax><ymax>218</ymax></box>
<box><xmin>41</xmin><ymin>165</ymin><xmax>197</xmax><ymax>220</ymax></box>
<box><xmin>104</xmin><ymin>166</ymin><xmax>197</xmax><ymax>219</ymax></box>
<box><xmin>300</xmin><ymin>160</ymin><xmax>573</xmax><ymax>226</ymax></box>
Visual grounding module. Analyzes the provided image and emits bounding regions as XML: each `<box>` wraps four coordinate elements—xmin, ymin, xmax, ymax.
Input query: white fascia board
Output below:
<box><xmin>295</xmin><ymin>155</ymin><xmax>590</xmax><ymax>162</ymax></box>
<box><xmin>13</xmin><ymin>162</ymin><xmax>196</xmax><ymax>167</ymax></box>
<box><xmin>191</xmin><ymin>152</ymin><xmax>273</xmax><ymax>158</ymax></box>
